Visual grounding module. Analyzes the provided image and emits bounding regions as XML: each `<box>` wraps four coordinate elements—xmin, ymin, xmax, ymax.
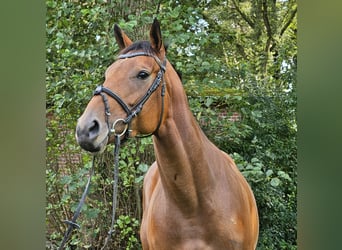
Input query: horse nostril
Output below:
<box><xmin>88</xmin><ymin>120</ymin><xmax>100</xmax><ymax>139</ymax></box>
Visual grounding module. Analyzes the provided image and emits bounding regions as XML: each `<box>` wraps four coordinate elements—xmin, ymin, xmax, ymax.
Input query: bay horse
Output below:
<box><xmin>76</xmin><ymin>19</ymin><xmax>259</xmax><ymax>249</ymax></box>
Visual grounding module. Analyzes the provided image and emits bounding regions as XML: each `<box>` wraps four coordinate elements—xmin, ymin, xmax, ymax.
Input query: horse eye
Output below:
<box><xmin>137</xmin><ymin>71</ymin><xmax>150</xmax><ymax>80</ymax></box>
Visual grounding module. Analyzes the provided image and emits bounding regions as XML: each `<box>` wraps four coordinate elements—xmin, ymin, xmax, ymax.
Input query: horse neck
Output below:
<box><xmin>153</xmin><ymin>66</ymin><xmax>217</xmax><ymax>214</ymax></box>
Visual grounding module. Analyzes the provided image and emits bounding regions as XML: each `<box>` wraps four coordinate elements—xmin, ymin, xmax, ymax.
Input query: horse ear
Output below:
<box><xmin>150</xmin><ymin>18</ymin><xmax>164</xmax><ymax>53</ymax></box>
<box><xmin>114</xmin><ymin>24</ymin><xmax>133</xmax><ymax>50</ymax></box>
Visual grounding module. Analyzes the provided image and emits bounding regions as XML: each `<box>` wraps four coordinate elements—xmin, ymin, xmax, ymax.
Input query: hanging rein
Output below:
<box><xmin>58</xmin><ymin>52</ymin><xmax>166</xmax><ymax>249</ymax></box>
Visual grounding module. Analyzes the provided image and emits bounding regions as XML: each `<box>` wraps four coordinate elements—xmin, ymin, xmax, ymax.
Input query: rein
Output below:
<box><xmin>58</xmin><ymin>135</ymin><xmax>121</xmax><ymax>250</ymax></box>
<box><xmin>58</xmin><ymin>157</ymin><xmax>95</xmax><ymax>250</ymax></box>
<box><xmin>58</xmin><ymin>52</ymin><xmax>166</xmax><ymax>249</ymax></box>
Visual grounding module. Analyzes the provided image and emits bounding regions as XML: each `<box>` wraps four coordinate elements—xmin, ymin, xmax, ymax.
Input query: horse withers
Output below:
<box><xmin>76</xmin><ymin>18</ymin><xmax>259</xmax><ymax>250</ymax></box>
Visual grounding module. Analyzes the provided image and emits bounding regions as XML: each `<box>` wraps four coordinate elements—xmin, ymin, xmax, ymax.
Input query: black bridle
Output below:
<box><xmin>93</xmin><ymin>51</ymin><xmax>167</xmax><ymax>140</ymax></box>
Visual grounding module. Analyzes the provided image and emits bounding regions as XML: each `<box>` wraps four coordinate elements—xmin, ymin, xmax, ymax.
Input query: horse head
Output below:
<box><xmin>76</xmin><ymin>19</ymin><xmax>167</xmax><ymax>153</ymax></box>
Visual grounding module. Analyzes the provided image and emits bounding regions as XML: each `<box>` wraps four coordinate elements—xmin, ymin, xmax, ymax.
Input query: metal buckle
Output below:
<box><xmin>93</xmin><ymin>85</ymin><xmax>102</xmax><ymax>95</ymax></box>
<box><xmin>111</xmin><ymin>118</ymin><xmax>129</xmax><ymax>137</ymax></box>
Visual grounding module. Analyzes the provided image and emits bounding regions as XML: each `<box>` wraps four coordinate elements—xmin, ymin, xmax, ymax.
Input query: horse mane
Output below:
<box><xmin>120</xmin><ymin>40</ymin><xmax>157</xmax><ymax>56</ymax></box>
<box><xmin>119</xmin><ymin>40</ymin><xmax>183</xmax><ymax>81</ymax></box>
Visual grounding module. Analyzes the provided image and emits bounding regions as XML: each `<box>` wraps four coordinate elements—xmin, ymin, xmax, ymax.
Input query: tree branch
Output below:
<box><xmin>156</xmin><ymin>0</ymin><xmax>161</xmax><ymax>15</ymax></box>
<box><xmin>262</xmin><ymin>0</ymin><xmax>272</xmax><ymax>40</ymax></box>
<box><xmin>232</xmin><ymin>0</ymin><xmax>255</xmax><ymax>29</ymax></box>
<box><xmin>280</xmin><ymin>5</ymin><xmax>297</xmax><ymax>37</ymax></box>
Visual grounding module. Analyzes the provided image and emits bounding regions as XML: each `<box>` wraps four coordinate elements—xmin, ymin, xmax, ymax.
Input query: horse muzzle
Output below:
<box><xmin>76</xmin><ymin>116</ymin><xmax>109</xmax><ymax>153</ymax></box>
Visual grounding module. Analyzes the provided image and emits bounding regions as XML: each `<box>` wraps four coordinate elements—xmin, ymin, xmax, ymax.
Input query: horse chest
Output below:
<box><xmin>141</xmin><ymin>212</ymin><xmax>243</xmax><ymax>250</ymax></box>
<box><xmin>141</xmin><ymin>189</ymin><xmax>244</xmax><ymax>250</ymax></box>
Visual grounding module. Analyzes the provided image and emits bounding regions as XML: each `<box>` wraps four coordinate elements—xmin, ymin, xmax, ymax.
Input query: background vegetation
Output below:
<box><xmin>46</xmin><ymin>0</ymin><xmax>297</xmax><ymax>249</ymax></box>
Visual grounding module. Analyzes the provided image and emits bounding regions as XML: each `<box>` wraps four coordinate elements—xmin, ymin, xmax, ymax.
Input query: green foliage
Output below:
<box><xmin>46</xmin><ymin>0</ymin><xmax>296</xmax><ymax>249</ymax></box>
<box><xmin>116</xmin><ymin>215</ymin><xmax>140</xmax><ymax>250</ymax></box>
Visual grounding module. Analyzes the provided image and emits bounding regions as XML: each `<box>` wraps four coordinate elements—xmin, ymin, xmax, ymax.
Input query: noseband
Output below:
<box><xmin>93</xmin><ymin>51</ymin><xmax>167</xmax><ymax>140</ymax></box>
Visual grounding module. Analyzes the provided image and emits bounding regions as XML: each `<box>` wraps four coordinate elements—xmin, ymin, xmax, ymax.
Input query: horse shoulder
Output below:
<box><xmin>218</xmin><ymin>150</ymin><xmax>259</xmax><ymax>248</ymax></box>
<box><xmin>141</xmin><ymin>161</ymin><xmax>161</xmax><ymax>249</ymax></box>
<box><xmin>142</xmin><ymin>161</ymin><xmax>160</xmax><ymax>212</ymax></box>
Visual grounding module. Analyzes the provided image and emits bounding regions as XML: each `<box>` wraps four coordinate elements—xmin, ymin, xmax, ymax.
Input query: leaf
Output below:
<box><xmin>135</xmin><ymin>176</ymin><xmax>144</xmax><ymax>184</ymax></box>
<box><xmin>277</xmin><ymin>170</ymin><xmax>292</xmax><ymax>181</ymax></box>
<box><xmin>251</xmin><ymin>157</ymin><xmax>259</xmax><ymax>163</ymax></box>
<box><xmin>170</xmin><ymin>8</ymin><xmax>180</xmax><ymax>18</ymax></box>
<box><xmin>60</xmin><ymin>175</ymin><xmax>72</xmax><ymax>185</ymax></box>
<box><xmin>201</xmin><ymin>61</ymin><xmax>210</xmax><ymax>67</ymax></box>
<box><xmin>266</xmin><ymin>169</ymin><xmax>273</xmax><ymax>177</ymax></box>
<box><xmin>251</xmin><ymin>110</ymin><xmax>262</xmax><ymax>118</ymax></box>
<box><xmin>205</xmin><ymin>98</ymin><xmax>213</xmax><ymax>108</ymax></box>
<box><xmin>270</xmin><ymin>177</ymin><xmax>281</xmax><ymax>187</ymax></box>
<box><xmin>85</xmin><ymin>208</ymin><xmax>100</xmax><ymax>219</ymax></box>
<box><xmin>137</xmin><ymin>163</ymin><xmax>149</xmax><ymax>173</ymax></box>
